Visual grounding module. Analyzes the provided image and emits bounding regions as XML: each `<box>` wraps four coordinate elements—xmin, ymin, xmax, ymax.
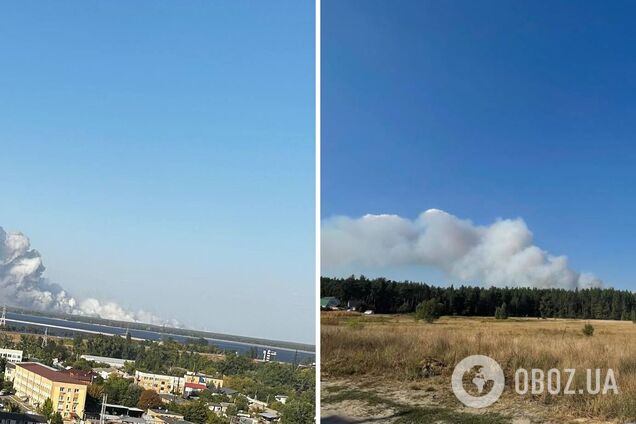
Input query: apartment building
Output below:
<box><xmin>13</xmin><ymin>363</ymin><xmax>88</xmax><ymax>419</ymax></box>
<box><xmin>0</xmin><ymin>349</ymin><xmax>23</xmax><ymax>363</ymax></box>
<box><xmin>183</xmin><ymin>372</ymin><xmax>224</xmax><ymax>389</ymax></box>
<box><xmin>134</xmin><ymin>371</ymin><xmax>184</xmax><ymax>395</ymax></box>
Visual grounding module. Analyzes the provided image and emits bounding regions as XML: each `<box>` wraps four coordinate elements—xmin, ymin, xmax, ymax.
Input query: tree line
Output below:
<box><xmin>322</xmin><ymin>276</ymin><xmax>636</xmax><ymax>320</ymax></box>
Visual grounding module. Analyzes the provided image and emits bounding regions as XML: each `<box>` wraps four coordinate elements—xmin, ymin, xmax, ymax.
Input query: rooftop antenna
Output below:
<box><xmin>41</xmin><ymin>328</ymin><xmax>48</xmax><ymax>348</ymax></box>
<box><xmin>0</xmin><ymin>305</ymin><xmax>6</xmax><ymax>328</ymax></box>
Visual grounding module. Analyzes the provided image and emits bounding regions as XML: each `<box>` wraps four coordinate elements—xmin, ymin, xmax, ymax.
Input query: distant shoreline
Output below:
<box><xmin>4</xmin><ymin>306</ymin><xmax>315</xmax><ymax>353</ymax></box>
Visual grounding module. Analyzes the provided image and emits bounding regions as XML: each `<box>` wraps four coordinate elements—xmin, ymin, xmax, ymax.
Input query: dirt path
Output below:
<box><xmin>320</xmin><ymin>377</ymin><xmax>625</xmax><ymax>424</ymax></box>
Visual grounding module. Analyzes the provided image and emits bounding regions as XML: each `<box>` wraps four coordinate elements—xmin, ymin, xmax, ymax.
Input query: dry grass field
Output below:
<box><xmin>321</xmin><ymin>312</ymin><xmax>636</xmax><ymax>424</ymax></box>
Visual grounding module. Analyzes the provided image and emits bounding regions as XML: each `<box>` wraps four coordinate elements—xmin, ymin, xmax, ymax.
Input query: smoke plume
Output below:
<box><xmin>0</xmin><ymin>226</ymin><xmax>172</xmax><ymax>325</ymax></box>
<box><xmin>322</xmin><ymin>209</ymin><xmax>601</xmax><ymax>289</ymax></box>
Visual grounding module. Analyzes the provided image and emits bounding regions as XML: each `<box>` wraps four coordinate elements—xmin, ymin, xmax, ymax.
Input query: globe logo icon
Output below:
<box><xmin>452</xmin><ymin>355</ymin><xmax>505</xmax><ymax>408</ymax></box>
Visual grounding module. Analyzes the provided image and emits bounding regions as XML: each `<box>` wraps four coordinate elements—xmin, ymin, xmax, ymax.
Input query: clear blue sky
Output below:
<box><xmin>0</xmin><ymin>1</ymin><xmax>314</xmax><ymax>343</ymax></box>
<box><xmin>322</xmin><ymin>0</ymin><xmax>636</xmax><ymax>291</ymax></box>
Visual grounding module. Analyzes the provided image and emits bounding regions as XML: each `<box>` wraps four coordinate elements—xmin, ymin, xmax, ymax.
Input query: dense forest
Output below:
<box><xmin>322</xmin><ymin>276</ymin><xmax>636</xmax><ymax>320</ymax></box>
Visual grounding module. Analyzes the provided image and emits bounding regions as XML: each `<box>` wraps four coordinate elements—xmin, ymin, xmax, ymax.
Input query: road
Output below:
<box><xmin>1</xmin><ymin>394</ymin><xmax>37</xmax><ymax>414</ymax></box>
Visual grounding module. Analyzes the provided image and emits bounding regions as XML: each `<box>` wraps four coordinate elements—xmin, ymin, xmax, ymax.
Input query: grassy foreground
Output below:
<box><xmin>321</xmin><ymin>312</ymin><xmax>636</xmax><ymax>423</ymax></box>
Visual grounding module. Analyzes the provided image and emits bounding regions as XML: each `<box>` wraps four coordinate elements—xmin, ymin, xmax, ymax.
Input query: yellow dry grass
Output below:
<box><xmin>321</xmin><ymin>313</ymin><xmax>636</xmax><ymax>422</ymax></box>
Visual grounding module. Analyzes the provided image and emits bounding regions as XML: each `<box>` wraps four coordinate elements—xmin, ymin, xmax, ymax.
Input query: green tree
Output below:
<box><xmin>631</xmin><ymin>310</ymin><xmax>636</xmax><ymax>324</ymax></box>
<box><xmin>281</xmin><ymin>400</ymin><xmax>314</xmax><ymax>424</ymax></box>
<box><xmin>495</xmin><ymin>303</ymin><xmax>508</xmax><ymax>320</ymax></box>
<box><xmin>137</xmin><ymin>390</ymin><xmax>162</xmax><ymax>410</ymax></box>
<box><xmin>40</xmin><ymin>397</ymin><xmax>54</xmax><ymax>419</ymax></box>
<box><xmin>122</xmin><ymin>384</ymin><xmax>143</xmax><ymax>407</ymax></box>
<box><xmin>234</xmin><ymin>395</ymin><xmax>248</xmax><ymax>412</ymax></box>
<box><xmin>5</xmin><ymin>401</ymin><xmax>20</xmax><ymax>413</ymax></box>
<box><xmin>218</xmin><ymin>353</ymin><xmax>253</xmax><ymax>376</ymax></box>
<box><xmin>415</xmin><ymin>299</ymin><xmax>442</xmax><ymax>323</ymax></box>
<box><xmin>103</xmin><ymin>376</ymin><xmax>132</xmax><ymax>404</ymax></box>
<box><xmin>183</xmin><ymin>401</ymin><xmax>209</xmax><ymax>424</ymax></box>
<box><xmin>225</xmin><ymin>404</ymin><xmax>237</xmax><ymax>417</ymax></box>
<box><xmin>206</xmin><ymin>413</ymin><xmax>227</xmax><ymax>424</ymax></box>
<box><xmin>50</xmin><ymin>412</ymin><xmax>63</xmax><ymax>424</ymax></box>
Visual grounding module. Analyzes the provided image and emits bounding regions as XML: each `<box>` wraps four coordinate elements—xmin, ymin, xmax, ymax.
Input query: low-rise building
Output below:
<box><xmin>80</xmin><ymin>355</ymin><xmax>132</xmax><ymax>369</ymax></box>
<box><xmin>258</xmin><ymin>412</ymin><xmax>280</xmax><ymax>422</ymax></box>
<box><xmin>4</xmin><ymin>362</ymin><xmax>16</xmax><ymax>382</ymax></box>
<box><xmin>207</xmin><ymin>403</ymin><xmax>222</xmax><ymax>414</ymax></box>
<box><xmin>13</xmin><ymin>362</ymin><xmax>88</xmax><ymax>419</ymax></box>
<box><xmin>59</xmin><ymin>369</ymin><xmax>98</xmax><ymax>384</ymax></box>
<box><xmin>218</xmin><ymin>387</ymin><xmax>237</xmax><ymax>397</ymax></box>
<box><xmin>94</xmin><ymin>367</ymin><xmax>127</xmax><ymax>380</ymax></box>
<box><xmin>274</xmin><ymin>395</ymin><xmax>288</xmax><ymax>405</ymax></box>
<box><xmin>0</xmin><ymin>349</ymin><xmax>23</xmax><ymax>363</ymax></box>
<box><xmin>0</xmin><ymin>412</ymin><xmax>47</xmax><ymax>424</ymax></box>
<box><xmin>145</xmin><ymin>410</ymin><xmax>184</xmax><ymax>421</ymax></box>
<box><xmin>134</xmin><ymin>371</ymin><xmax>184</xmax><ymax>395</ymax></box>
<box><xmin>183</xmin><ymin>382</ymin><xmax>206</xmax><ymax>397</ymax></box>
<box><xmin>320</xmin><ymin>297</ymin><xmax>340</xmax><ymax>310</ymax></box>
<box><xmin>183</xmin><ymin>372</ymin><xmax>223</xmax><ymax>389</ymax></box>
<box><xmin>156</xmin><ymin>394</ymin><xmax>186</xmax><ymax>406</ymax></box>
<box><xmin>144</xmin><ymin>410</ymin><xmax>192</xmax><ymax>424</ymax></box>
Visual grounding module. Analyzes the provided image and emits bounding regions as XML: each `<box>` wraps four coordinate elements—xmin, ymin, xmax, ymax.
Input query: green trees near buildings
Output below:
<box><xmin>182</xmin><ymin>401</ymin><xmax>209</xmax><ymax>424</ymax></box>
<box><xmin>281</xmin><ymin>399</ymin><xmax>314</xmax><ymax>424</ymax></box>
<box><xmin>39</xmin><ymin>398</ymin><xmax>53</xmax><ymax>419</ymax></box>
<box><xmin>137</xmin><ymin>389</ymin><xmax>162</xmax><ymax>410</ymax></box>
<box><xmin>50</xmin><ymin>413</ymin><xmax>63</xmax><ymax>424</ymax></box>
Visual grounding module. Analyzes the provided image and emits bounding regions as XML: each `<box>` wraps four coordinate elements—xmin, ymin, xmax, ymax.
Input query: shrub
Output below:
<box><xmin>495</xmin><ymin>303</ymin><xmax>508</xmax><ymax>320</ymax></box>
<box><xmin>415</xmin><ymin>299</ymin><xmax>442</xmax><ymax>323</ymax></box>
<box><xmin>582</xmin><ymin>324</ymin><xmax>594</xmax><ymax>337</ymax></box>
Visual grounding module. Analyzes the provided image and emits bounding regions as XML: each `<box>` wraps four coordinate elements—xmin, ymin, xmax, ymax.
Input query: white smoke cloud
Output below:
<box><xmin>322</xmin><ymin>209</ymin><xmax>601</xmax><ymax>289</ymax></box>
<box><xmin>0</xmin><ymin>226</ymin><xmax>175</xmax><ymax>325</ymax></box>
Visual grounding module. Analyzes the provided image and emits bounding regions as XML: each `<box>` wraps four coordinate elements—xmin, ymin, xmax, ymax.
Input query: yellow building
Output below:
<box><xmin>183</xmin><ymin>372</ymin><xmax>223</xmax><ymax>389</ymax></box>
<box><xmin>134</xmin><ymin>371</ymin><xmax>184</xmax><ymax>395</ymax></box>
<box><xmin>13</xmin><ymin>362</ymin><xmax>88</xmax><ymax>419</ymax></box>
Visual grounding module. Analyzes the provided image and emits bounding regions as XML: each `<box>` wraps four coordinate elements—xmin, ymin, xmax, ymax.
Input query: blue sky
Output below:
<box><xmin>0</xmin><ymin>1</ymin><xmax>314</xmax><ymax>343</ymax></box>
<box><xmin>322</xmin><ymin>0</ymin><xmax>636</xmax><ymax>291</ymax></box>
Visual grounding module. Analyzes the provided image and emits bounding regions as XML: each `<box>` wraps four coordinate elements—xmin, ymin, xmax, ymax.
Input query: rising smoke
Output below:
<box><xmin>0</xmin><ymin>226</ymin><xmax>171</xmax><ymax>325</ymax></box>
<box><xmin>322</xmin><ymin>209</ymin><xmax>601</xmax><ymax>289</ymax></box>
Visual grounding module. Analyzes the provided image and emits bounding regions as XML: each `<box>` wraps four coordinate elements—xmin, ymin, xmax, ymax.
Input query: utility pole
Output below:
<box><xmin>41</xmin><ymin>328</ymin><xmax>48</xmax><ymax>348</ymax></box>
<box><xmin>100</xmin><ymin>394</ymin><xmax>108</xmax><ymax>424</ymax></box>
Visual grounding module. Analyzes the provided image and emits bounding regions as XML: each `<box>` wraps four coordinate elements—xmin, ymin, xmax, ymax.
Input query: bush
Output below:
<box><xmin>50</xmin><ymin>413</ymin><xmax>63</xmax><ymax>424</ymax></box>
<box><xmin>582</xmin><ymin>324</ymin><xmax>594</xmax><ymax>337</ymax></box>
<box><xmin>415</xmin><ymin>299</ymin><xmax>443</xmax><ymax>323</ymax></box>
<box><xmin>495</xmin><ymin>303</ymin><xmax>509</xmax><ymax>320</ymax></box>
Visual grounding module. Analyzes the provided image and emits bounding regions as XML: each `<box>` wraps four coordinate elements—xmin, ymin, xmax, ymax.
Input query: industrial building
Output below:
<box><xmin>80</xmin><ymin>355</ymin><xmax>133</xmax><ymax>369</ymax></box>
